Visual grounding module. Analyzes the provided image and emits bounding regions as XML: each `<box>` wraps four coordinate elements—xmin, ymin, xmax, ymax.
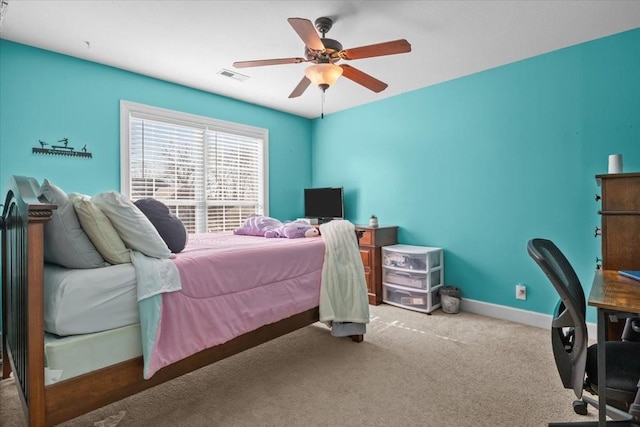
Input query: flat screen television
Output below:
<box><xmin>304</xmin><ymin>187</ymin><xmax>344</xmax><ymax>221</ymax></box>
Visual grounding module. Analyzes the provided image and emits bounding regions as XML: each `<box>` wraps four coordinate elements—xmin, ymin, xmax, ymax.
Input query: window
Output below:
<box><xmin>120</xmin><ymin>101</ymin><xmax>268</xmax><ymax>233</ymax></box>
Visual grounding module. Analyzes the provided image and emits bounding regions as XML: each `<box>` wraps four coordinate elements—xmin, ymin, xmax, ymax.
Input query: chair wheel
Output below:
<box><xmin>573</xmin><ymin>399</ymin><xmax>588</xmax><ymax>415</ymax></box>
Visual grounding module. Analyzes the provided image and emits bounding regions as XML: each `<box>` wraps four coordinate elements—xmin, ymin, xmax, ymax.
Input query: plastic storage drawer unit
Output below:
<box><xmin>382</xmin><ymin>244</ymin><xmax>444</xmax><ymax>314</ymax></box>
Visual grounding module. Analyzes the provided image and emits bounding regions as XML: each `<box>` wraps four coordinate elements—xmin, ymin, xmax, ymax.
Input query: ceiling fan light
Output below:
<box><xmin>305</xmin><ymin>63</ymin><xmax>343</xmax><ymax>90</ymax></box>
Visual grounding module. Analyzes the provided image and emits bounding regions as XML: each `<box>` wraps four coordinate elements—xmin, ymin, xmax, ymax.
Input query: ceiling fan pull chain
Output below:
<box><xmin>321</xmin><ymin>91</ymin><xmax>325</xmax><ymax>119</ymax></box>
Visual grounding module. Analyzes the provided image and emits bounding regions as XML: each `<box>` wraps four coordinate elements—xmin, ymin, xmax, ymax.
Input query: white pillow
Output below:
<box><xmin>92</xmin><ymin>191</ymin><xmax>171</xmax><ymax>259</ymax></box>
<box><xmin>69</xmin><ymin>193</ymin><xmax>131</xmax><ymax>264</ymax></box>
<box><xmin>40</xmin><ymin>180</ymin><xmax>106</xmax><ymax>269</ymax></box>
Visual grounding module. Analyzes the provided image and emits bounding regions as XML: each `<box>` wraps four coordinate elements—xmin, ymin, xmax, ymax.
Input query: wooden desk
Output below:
<box><xmin>589</xmin><ymin>270</ymin><xmax>640</xmax><ymax>313</ymax></box>
<box><xmin>588</xmin><ymin>270</ymin><xmax>640</xmax><ymax>427</ymax></box>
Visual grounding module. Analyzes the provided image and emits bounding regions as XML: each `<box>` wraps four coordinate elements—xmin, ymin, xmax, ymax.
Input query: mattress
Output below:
<box><xmin>44</xmin><ymin>263</ymin><xmax>138</xmax><ymax>336</ymax></box>
<box><xmin>44</xmin><ymin>323</ymin><xmax>142</xmax><ymax>383</ymax></box>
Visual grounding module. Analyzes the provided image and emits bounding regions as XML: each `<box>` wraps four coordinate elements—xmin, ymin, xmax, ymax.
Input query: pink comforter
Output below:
<box><xmin>145</xmin><ymin>232</ymin><xmax>325</xmax><ymax>377</ymax></box>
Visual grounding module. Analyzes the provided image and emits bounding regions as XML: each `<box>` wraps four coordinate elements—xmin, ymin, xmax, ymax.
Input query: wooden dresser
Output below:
<box><xmin>355</xmin><ymin>225</ymin><xmax>398</xmax><ymax>305</ymax></box>
<box><xmin>596</xmin><ymin>172</ymin><xmax>640</xmax><ymax>271</ymax></box>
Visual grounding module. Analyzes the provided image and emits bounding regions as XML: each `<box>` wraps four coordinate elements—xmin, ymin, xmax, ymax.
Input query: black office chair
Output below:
<box><xmin>527</xmin><ymin>238</ymin><xmax>640</xmax><ymax>423</ymax></box>
<box><xmin>622</xmin><ymin>317</ymin><xmax>640</xmax><ymax>342</ymax></box>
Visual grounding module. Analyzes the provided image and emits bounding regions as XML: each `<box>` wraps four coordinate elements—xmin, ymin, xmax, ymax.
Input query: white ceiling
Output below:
<box><xmin>1</xmin><ymin>1</ymin><xmax>639</xmax><ymax>119</ymax></box>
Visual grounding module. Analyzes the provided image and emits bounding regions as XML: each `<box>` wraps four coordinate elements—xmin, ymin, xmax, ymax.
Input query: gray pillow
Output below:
<box><xmin>41</xmin><ymin>180</ymin><xmax>106</xmax><ymax>269</ymax></box>
<box><xmin>134</xmin><ymin>198</ymin><xmax>188</xmax><ymax>253</ymax></box>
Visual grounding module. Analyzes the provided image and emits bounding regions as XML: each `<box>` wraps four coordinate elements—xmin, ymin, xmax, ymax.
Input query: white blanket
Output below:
<box><xmin>319</xmin><ymin>220</ymin><xmax>370</xmax><ymax>324</ymax></box>
<box><xmin>130</xmin><ymin>251</ymin><xmax>182</xmax><ymax>301</ymax></box>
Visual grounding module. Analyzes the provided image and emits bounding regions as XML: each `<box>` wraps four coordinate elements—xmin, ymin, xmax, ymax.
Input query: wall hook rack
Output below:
<box><xmin>32</xmin><ymin>138</ymin><xmax>92</xmax><ymax>158</ymax></box>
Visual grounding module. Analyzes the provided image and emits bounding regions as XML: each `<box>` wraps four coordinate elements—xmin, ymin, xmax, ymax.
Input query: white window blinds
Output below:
<box><xmin>121</xmin><ymin>101</ymin><xmax>268</xmax><ymax>234</ymax></box>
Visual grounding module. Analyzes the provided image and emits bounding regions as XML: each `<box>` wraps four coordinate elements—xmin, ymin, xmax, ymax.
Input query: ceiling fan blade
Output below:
<box><xmin>339</xmin><ymin>64</ymin><xmax>388</xmax><ymax>93</ymax></box>
<box><xmin>233</xmin><ymin>57</ymin><xmax>306</xmax><ymax>68</ymax></box>
<box><xmin>288</xmin><ymin>18</ymin><xmax>325</xmax><ymax>51</ymax></box>
<box><xmin>289</xmin><ymin>76</ymin><xmax>312</xmax><ymax>98</ymax></box>
<box><xmin>342</xmin><ymin>39</ymin><xmax>411</xmax><ymax>60</ymax></box>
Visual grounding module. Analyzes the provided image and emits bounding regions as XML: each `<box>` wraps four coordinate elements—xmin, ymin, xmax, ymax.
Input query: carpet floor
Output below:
<box><xmin>1</xmin><ymin>304</ymin><xmax>599</xmax><ymax>426</ymax></box>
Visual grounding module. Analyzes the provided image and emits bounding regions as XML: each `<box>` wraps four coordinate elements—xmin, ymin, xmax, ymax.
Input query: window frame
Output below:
<box><xmin>120</xmin><ymin>100</ymin><xmax>269</xmax><ymax>232</ymax></box>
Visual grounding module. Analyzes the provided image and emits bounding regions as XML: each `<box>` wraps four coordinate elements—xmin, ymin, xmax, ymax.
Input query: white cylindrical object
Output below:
<box><xmin>608</xmin><ymin>154</ymin><xmax>623</xmax><ymax>174</ymax></box>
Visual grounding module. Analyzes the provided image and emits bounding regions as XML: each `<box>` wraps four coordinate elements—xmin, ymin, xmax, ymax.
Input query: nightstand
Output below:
<box><xmin>355</xmin><ymin>225</ymin><xmax>398</xmax><ymax>305</ymax></box>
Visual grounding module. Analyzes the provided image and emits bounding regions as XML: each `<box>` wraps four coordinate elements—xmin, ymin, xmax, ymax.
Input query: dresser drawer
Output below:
<box><xmin>600</xmin><ymin>175</ymin><xmax>640</xmax><ymax>211</ymax></box>
<box><xmin>602</xmin><ymin>215</ymin><xmax>640</xmax><ymax>270</ymax></box>
<box><xmin>359</xmin><ymin>229</ymin><xmax>373</xmax><ymax>246</ymax></box>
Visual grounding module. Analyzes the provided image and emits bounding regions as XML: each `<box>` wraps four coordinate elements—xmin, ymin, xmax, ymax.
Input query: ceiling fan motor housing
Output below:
<box><xmin>306</xmin><ymin>17</ymin><xmax>343</xmax><ymax>62</ymax></box>
<box><xmin>306</xmin><ymin>38</ymin><xmax>343</xmax><ymax>62</ymax></box>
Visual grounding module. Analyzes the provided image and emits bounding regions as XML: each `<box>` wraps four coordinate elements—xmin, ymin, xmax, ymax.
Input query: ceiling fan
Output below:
<box><xmin>233</xmin><ymin>17</ymin><xmax>411</xmax><ymax>99</ymax></box>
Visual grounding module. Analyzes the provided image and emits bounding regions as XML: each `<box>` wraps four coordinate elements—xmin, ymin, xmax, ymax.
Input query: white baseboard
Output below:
<box><xmin>460</xmin><ymin>298</ymin><xmax>597</xmax><ymax>339</ymax></box>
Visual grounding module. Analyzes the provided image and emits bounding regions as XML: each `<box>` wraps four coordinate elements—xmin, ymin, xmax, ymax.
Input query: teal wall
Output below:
<box><xmin>311</xmin><ymin>29</ymin><xmax>640</xmax><ymax>322</ymax></box>
<box><xmin>0</xmin><ymin>40</ymin><xmax>312</xmax><ymax>219</ymax></box>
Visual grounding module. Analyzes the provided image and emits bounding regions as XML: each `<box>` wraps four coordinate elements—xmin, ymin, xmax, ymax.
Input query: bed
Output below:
<box><xmin>1</xmin><ymin>175</ymin><xmax>367</xmax><ymax>426</ymax></box>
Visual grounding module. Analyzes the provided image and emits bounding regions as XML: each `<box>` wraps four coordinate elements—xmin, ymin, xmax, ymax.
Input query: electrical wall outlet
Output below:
<box><xmin>516</xmin><ymin>284</ymin><xmax>527</xmax><ymax>300</ymax></box>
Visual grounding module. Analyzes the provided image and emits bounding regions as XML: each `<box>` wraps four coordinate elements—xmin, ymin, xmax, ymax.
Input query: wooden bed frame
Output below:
<box><xmin>1</xmin><ymin>175</ymin><xmax>363</xmax><ymax>426</ymax></box>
